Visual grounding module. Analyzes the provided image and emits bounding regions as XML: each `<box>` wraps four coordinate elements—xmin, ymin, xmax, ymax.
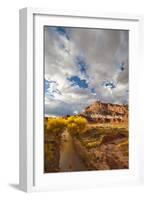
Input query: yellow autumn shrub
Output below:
<box><xmin>46</xmin><ymin>118</ymin><xmax>67</xmax><ymax>134</ymax></box>
<box><xmin>45</xmin><ymin>116</ymin><xmax>88</xmax><ymax>136</ymax></box>
<box><xmin>67</xmin><ymin>116</ymin><xmax>88</xmax><ymax>136</ymax></box>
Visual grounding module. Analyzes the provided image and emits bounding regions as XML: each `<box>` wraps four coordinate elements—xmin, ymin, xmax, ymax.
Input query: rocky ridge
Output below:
<box><xmin>81</xmin><ymin>101</ymin><xmax>128</xmax><ymax>123</ymax></box>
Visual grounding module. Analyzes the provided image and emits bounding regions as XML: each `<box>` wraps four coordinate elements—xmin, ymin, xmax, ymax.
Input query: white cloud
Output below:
<box><xmin>44</xmin><ymin>27</ymin><xmax>129</xmax><ymax>116</ymax></box>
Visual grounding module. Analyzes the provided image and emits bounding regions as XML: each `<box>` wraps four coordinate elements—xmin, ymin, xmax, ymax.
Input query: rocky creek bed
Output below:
<box><xmin>44</xmin><ymin>124</ymin><xmax>128</xmax><ymax>172</ymax></box>
<box><xmin>73</xmin><ymin>127</ymin><xmax>128</xmax><ymax>170</ymax></box>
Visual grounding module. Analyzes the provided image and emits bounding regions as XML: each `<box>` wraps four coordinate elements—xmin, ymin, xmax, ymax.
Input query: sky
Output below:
<box><xmin>44</xmin><ymin>26</ymin><xmax>129</xmax><ymax>116</ymax></box>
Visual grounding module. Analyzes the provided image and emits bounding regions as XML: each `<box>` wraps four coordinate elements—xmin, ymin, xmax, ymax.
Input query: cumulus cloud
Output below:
<box><xmin>44</xmin><ymin>26</ymin><xmax>129</xmax><ymax>116</ymax></box>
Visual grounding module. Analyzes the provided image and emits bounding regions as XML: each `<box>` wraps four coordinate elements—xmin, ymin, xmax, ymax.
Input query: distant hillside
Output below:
<box><xmin>81</xmin><ymin>101</ymin><xmax>128</xmax><ymax>123</ymax></box>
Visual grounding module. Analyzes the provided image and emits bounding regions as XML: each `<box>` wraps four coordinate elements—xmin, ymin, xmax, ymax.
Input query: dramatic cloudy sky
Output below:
<box><xmin>44</xmin><ymin>26</ymin><xmax>129</xmax><ymax>116</ymax></box>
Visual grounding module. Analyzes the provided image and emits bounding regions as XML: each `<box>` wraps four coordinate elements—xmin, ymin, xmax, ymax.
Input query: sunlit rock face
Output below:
<box><xmin>82</xmin><ymin>101</ymin><xmax>128</xmax><ymax>123</ymax></box>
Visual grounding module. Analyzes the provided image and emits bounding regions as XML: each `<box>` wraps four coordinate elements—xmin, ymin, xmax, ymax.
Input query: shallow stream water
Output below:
<box><xmin>59</xmin><ymin>130</ymin><xmax>87</xmax><ymax>172</ymax></box>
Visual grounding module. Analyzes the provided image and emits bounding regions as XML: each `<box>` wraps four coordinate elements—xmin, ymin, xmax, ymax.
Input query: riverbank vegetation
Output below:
<box><xmin>44</xmin><ymin>116</ymin><xmax>128</xmax><ymax>172</ymax></box>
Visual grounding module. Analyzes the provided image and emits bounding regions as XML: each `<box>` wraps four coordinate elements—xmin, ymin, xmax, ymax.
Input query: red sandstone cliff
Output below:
<box><xmin>81</xmin><ymin>101</ymin><xmax>128</xmax><ymax>123</ymax></box>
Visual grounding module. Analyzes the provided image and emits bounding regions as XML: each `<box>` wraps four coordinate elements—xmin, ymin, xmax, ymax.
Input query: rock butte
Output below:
<box><xmin>80</xmin><ymin>101</ymin><xmax>128</xmax><ymax>123</ymax></box>
<box><xmin>44</xmin><ymin>101</ymin><xmax>129</xmax><ymax>172</ymax></box>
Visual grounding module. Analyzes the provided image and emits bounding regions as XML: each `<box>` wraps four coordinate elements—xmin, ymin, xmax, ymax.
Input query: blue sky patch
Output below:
<box><xmin>75</xmin><ymin>56</ymin><xmax>87</xmax><ymax>75</ymax></box>
<box><xmin>102</xmin><ymin>80</ymin><xmax>117</xmax><ymax>89</ymax></box>
<box><xmin>55</xmin><ymin>27</ymin><xmax>70</xmax><ymax>40</ymax></box>
<box><xmin>91</xmin><ymin>88</ymin><xmax>96</xmax><ymax>94</ymax></box>
<box><xmin>68</xmin><ymin>76</ymin><xmax>88</xmax><ymax>89</ymax></box>
<box><xmin>116</xmin><ymin>61</ymin><xmax>125</xmax><ymax>72</ymax></box>
<box><xmin>44</xmin><ymin>79</ymin><xmax>56</xmax><ymax>90</ymax></box>
<box><xmin>45</xmin><ymin>79</ymin><xmax>62</xmax><ymax>99</ymax></box>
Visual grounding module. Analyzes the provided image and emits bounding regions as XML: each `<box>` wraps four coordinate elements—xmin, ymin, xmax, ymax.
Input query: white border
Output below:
<box><xmin>19</xmin><ymin>8</ymin><xmax>144</xmax><ymax>192</ymax></box>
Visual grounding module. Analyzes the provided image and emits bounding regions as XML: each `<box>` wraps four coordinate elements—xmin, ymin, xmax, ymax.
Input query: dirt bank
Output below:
<box><xmin>73</xmin><ymin>134</ymin><xmax>128</xmax><ymax>170</ymax></box>
<box><xmin>60</xmin><ymin>130</ymin><xmax>87</xmax><ymax>172</ymax></box>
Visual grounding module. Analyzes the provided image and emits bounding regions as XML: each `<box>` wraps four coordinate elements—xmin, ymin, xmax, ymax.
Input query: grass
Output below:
<box><xmin>83</xmin><ymin>135</ymin><xmax>105</xmax><ymax>148</ymax></box>
<box><xmin>44</xmin><ymin>117</ymin><xmax>129</xmax><ymax>171</ymax></box>
<box><xmin>77</xmin><ymin>124</ymin><xmax>128</xmax><ymax>150</ymax></box>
